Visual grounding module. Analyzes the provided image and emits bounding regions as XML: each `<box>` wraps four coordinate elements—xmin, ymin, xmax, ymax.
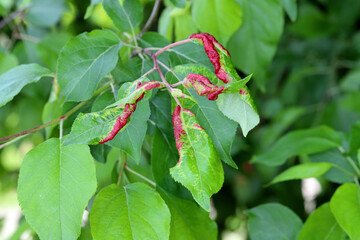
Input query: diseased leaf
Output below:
<box><xmin>90</xmin><ymin>183</ymin><xmax>171</xmax><ymax>240</ymax></box>
<box><xmin>18</xmin><ymin>139</ymin><xmax>97</xmax><ymax>240</ymax></box>
<box><xmin>158</xmin><ymin>187</ymin><xmax>218</xmax><ymax>240</ymax></box>
<box><xmin>252</xmin><ymin>126</ymin><xmax>342</xmax><ymax>166</ymax></box>
<box><xmin>298</xmin><ymin>203</ymin><xmax>346</xmax><ymax>240</ymax></box>
<box><xmin>171</xmin><ymin>106</ymin><xmax>224</xmax><ymax>211</ymax></box>
<box><xmin>247</xmin><ymin>203</ymin><xmax>303</xmax><ymax>240</ymax></box>
<box><xmin>107</xmin><ymin>101</ymin><xmax>151</xmax><ymax>164</ymax></box>
<box><xmin>64</xmin><ymin>107</ymin><xmax>125</xmax><ymax>145</ymax></box>
<box><xmin>330</xmin><ymin>183</ymin><xmax>360</xmax><ymax>240</ymax></box>
<box><xmin>102</xmin><ymin>0</ymin><xmax>143</xmax><ymax>31</ymax></box>
<box><xmin>229</xmin><ymin>0</ymin><xmax>284</xmax><ymax>89</ymax></box>
<box><xmin>57</xmin><ymin>29</ymin><xmax>122</xmax><ymax>101</ymax></box>
<box><xmin>0</xmin><ymin>64</ymin><xmax>52</xmax><ymax>108</ymax></box>
<box><xmin>192</xmin><ymin>0</ymin><xmax>242</xmax><ymax>45</ymax></box>
<box><xmin>267</xmin><ymin>162</ymin><xmax>332</xmax><ymax>185</ymax></box>
<box><xmin>166</xmin><ymin>64</ymin><xmax>238</xmax><ymax>168</ymax></box>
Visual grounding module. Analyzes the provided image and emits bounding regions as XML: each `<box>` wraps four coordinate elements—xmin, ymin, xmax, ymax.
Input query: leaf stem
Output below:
<box><xmin>0</xmin><ymin>83</ymin><xmax>111</xmax><ymax>145</ymax></box>
<box><xmin>125</xmin><ymin>165</ymin><xmax>156</xmax><ymax>187</ymax></box>
<box><xmin>0</xmin><ymin>8</ymin><xmax>28</xmax><ymax>30</ymax></box>
<box><xmin>151</xmin><ymin>55</ymin><xmax>181</xmax><ymax>105</ymax></box>
<box><xmin>138</xmin><ymin>0</ymin><xmax>161</xmax><ymax>37</ymax></box>
<box><xmin>117</xmin><ymin>151</ymin><xmax>127</xmax><ymax>185</ymax></box>
<box><xmin>338</xmin><ymin>146</ymin><xmax>360</xmax><ymax>178</ymax></box>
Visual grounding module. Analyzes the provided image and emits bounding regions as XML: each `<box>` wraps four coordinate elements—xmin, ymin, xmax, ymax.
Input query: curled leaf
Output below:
<box><xmin>184</xmin><ymin>73</ymin><xmax>224</xmax><ymax>100</ymax></box>
<box><xmin>171</xmin><ymin>105</ymin><xmax>224</xmax><ymax>211</ymax></box>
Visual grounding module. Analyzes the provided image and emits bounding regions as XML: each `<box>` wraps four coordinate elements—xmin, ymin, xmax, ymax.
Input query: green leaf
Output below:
<box><xmin>174</xmin><ymin>9</ymin><xmax>198</xmax><ymax>41</ymax></box>
<box><xmin>267</xmin><ymin>162</ymin><xmax>332</xmax><ymax>186</ymax></box>
<box><xmin>107</xmin><ymin>101</ymin><xmax>151</xmax><ymax>164</ymax></box>
<box><xmin>159</xmin><ymin>7</ymin><xmax>174</xmax><ymax>41</ymax></box>
<box><xmin>0</xmin><ymin>53</ymin><xmax>18</xmax><ymax>75</ymax></box>
<box><xmin>330</xmin><ymin>183</ymin><xmax>360</xmax><ymax>240</ymax></box>
<box><xmin>298</xmin><ymin>203</ymin><xmax>346</xmax><ymax>240</ymax></box>
<box><xmin>310</xmin><ymin>149</ymin><xmax>356</xmax><ymax>184</ymax></box>
<box><xmin>170</xmin><ymin>106</ymin><xmax>224</xmax><ymax>211</ymax></box>
<box><xmin>64</xmin><ymin>107</ymin><xmax>125</xmax><ymax>145</ymax></box>
<box><xmin>223</xmin><ymin>74</ymin><xmax>252</xmax><ymax>93</ymax></box>
<box><xmin>18</xmin><ymin>138</ymin><xmax>97</xmax><ymax>240</ymax></box>
<box><xmin>340</xmin><ymin>69</ymin><xmax>360</xmax><ymax>92</ymax></box>
<box><xmin>247</xmin><ymin>203</ymin><xmax>303</xmax><ymax>240</ymax></box>
<box><xmin>37</xmin><ymin>31</ymin><xmax>72</xmax><ymax>72</ymax></box>
<box><xmin>252</xmin><ymin>126</ymin><xmax>342</xmax><ymax>166</ymax></box>
<box><xmin>166</xmin><ymin>65</ymin><xmax>238</xmax><ymax>168</ymax></box>
<box><xmin>217</xmin><ymin>89</ymin><xmax>259</xmax><ymax>137</ymax></box>
<box><xmin>158</xmin><ymin>188</ymin><xmax>218</xmax><ymax>240</ymax></box>
<box><xmin>228</xmin><ymin>0</ymin><xmax>284</xmax><ymax>90</ymax></box>
<box><xmin>192</xmin><ymin>0</ymin><xmax>242</xmax><ymax>45</ymax></box>
<box><xmin>350</xmin><ymin>121</ymin><xmax>360</xmax><ymax>154</ymax></box>
<box><xmin>102</xmin><ymin>0</ymin><xmax>143</xmax><ymax>31</ymax></box>
<box><xmin>0</xmin><ymin>64</ymin><xmax>52</xmax><ymax>108</ymax></box>
<box><xmin>170</xmin><ymin>0</ymin><xmax>186</xmax><ymax>8</ymax></box>
<box><xmin>57</xmin><ymin>29</ymin><xmax>122</xmax><ymax>101</ymax></box>
<box><xmin>278</xmin><ymin>0</ymin><xmax>297</xmax><ymax>21</ymax></box>
<box><xmin>90</xmin><ymin>183</ymin><xmax>171</xmax><ymax>240</ymax></box>
<box><xmin>26</xmin><ymin>0</ymin><xmax>67</xmax><ymax>27</ymax></box>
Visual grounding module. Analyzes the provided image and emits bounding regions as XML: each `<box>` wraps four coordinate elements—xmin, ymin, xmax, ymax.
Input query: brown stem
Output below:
<box><xmin>138</xmin><ymin>0</ymin><xmax>161</xmax><ymax>37</ymax></box>
<box><xmin>154</xmin><ymin>39</ymin><xmax>192</xmax><ymax>57</ymax></box>
<box><xmin>0</xmin><ymin>84</ymin><xmax>111</xmax><ymax>145</ymax></box>
<box><xmin>0</xmin><ymin>8</ymin><xmax>28</xmax><ymax>30</ymax></box>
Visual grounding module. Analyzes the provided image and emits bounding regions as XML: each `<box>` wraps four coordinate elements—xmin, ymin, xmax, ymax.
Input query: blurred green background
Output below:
<box><xmin>0</xmin><ymin>0</ymin><xmax>360</xmax><ymax>239</ymax></box>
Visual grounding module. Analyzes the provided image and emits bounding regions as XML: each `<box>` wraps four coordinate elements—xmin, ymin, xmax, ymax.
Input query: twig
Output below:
<box><xmin>154</xmin><ymin>39</ymin><xmax>191</xmax><ymax>57</ymax></box>
<box><xmin>0</xmin><ymin>84</ymin><xmax>111</xmax><ymax>145</ymax></box>
<box><xmin>138</xmin><ymin>0</ymin><xmax>161</xmax><ymax>37</ymax></box>
<box><xmin>0</xmin><ymin>8</ymin><xmax>27</xmax><ymax>30</ymax></box>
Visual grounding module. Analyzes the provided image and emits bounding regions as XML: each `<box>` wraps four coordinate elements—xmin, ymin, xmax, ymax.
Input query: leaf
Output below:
<box><xmin>57</xmin><ymin>29</ymin><xmax>122</xmax><ymax>101</ymax></box>
<box><xmin>107</xmin><ymin>101</ymin><xmax>151</xmax><ymax>164</ymax></box>
<box><xmin>223</xmin><ymin>74</ymin><xmax>252</xmax><ymax>93</ymax></box>
<box><xmin>90</xmin><ymin>183</ymin><xmax>171</xmax><ymax>240</ymax></box>
<box><xmin>159</xmin><ymin>7</ymin><xmax>174</xmax><ymax>41</ymax></box>
<box><xmin>102</xmin><ymin>0</ymin><xmax>143</xmax><ymax>31</ymax></box>
<box><xmin>310</xmin><ymin>149</ymin><xmax>356</xmax><ymax>184</ymax></box>
<box><xmin>298</xmin><ymin>203</ymin><xmax>346</xmax><ymax>240</ymax></box>
<box><xmin>166</xmin><ymin>65</ymin><xmax>238</xmax><ymax>168</ymax></box>
<box><xmin>0</xmin><ymin>64</ymin><xmax>52</xmax><ymax>108</ymax></box>
<box><xmin>267</xmin><ymin>162</ymin><xmax>332</xmax><ymax>186</ymax></box>
<box><xmin>192</xmin><ymin>0</ymin><xmax>242</xmax><ymax>45</ymax></box>
<box><xmin>18</xmin><ymin>138</ymin><xmax>97</xmax><ymax>240</ymax></box>
<box><xmin>64</xmin><ymin>107</ymin><xmax>125</xmax><ymax>145</ymax></box>
<box><xmin>340</xmin><ymin>69</ymin><xmax>360</xmax><ymax>92</ymax></box>
<box><xmin>350</xmin><ymin>121</ymin><xmax>360</xmax><ymax>154</ymax></box>
<box><xmin>26</xmin><ymin>0</ymin><xmax>67</xmax><ymax>27</ymax></box>
<box><xmin>247</xmin><ymin>203</ymin><xmax>303</xmax><ymax>240</ymax></box>
<box><xmin>278</xmin><ymin>0</ymin><xmax>297</xmax><ymax>21</ymax></box>
<box><xmin>217</xmin><ymin>90</ymin><xmax>259</xmax><ymax>137</ymax></box>
<box><xmin>170</xmin><ymin>0</ymin><xmax>186</xmax><ymax>8</ymax></box>
<box><xmin>0</xmin><ymin>53</ymin><xmax>18</xmax><ymax>75</ymax></box>
<box><xmin>252</xmin><ymin>126</ymin><xmax>342</xmax><ymax>166</ymax></box>
<box><xmin>228</xmin><ymin>0</ymin><xmax>284</xmax><ymax>90</ymax></box>
<box><xmin>330</xmin><ymin>183</ymin><xmax>360</xmax><ymax>240</ymax></box>
<box><xmin>170</xmin><ymin>106</ymin><xmax>224</xmax><ymax>211</ymax></box>
<box><xmin>174</xmin><ymin>9</ymin><xmax>198</xmax><ymax>41</ymax></box>
<box><xmin>158</xmin><ymin>188</ymin><xmax>218</xmax><ymax>240</ymax></box>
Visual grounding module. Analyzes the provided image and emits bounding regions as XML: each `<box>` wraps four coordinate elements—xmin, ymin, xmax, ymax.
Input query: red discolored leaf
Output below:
<box><xmin>189</xmin><ymin>33</ymin><xmax>231</xmax><ymax>83</ymax></box>
<box><xmin>184</xmin><ymin>73</ymin><xmax>224</xmax><ymax>100</ymax></box>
